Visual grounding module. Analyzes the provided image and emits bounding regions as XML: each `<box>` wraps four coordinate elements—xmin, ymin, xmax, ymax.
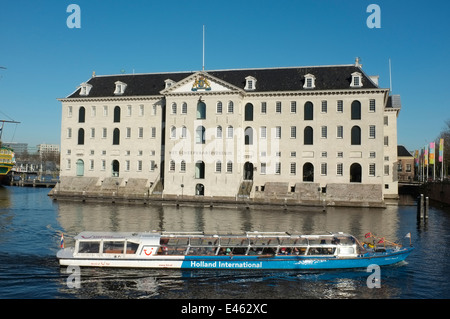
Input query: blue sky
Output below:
<box><xmin>0</xmin><ymin>0</ymin><xmax>449</xmax><ymax>152</ymax></box>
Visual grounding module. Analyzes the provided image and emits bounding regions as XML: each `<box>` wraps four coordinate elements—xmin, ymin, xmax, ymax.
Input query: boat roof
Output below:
<box><xmin>74</xmin><ymin>231</ymin><xmax>354</xmax><ymax>240</ymax></box>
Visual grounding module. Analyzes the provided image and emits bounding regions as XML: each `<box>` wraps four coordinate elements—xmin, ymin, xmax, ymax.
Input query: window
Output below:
<box><xmin>337</xmin><ymin>100</ymin><xmax>343</xmax><ymax>113</ymax></box>
<box><xmin>290</xmin><ymin>126</ymin><xmax>296</xmax><ymax>139</ymax></box>
<box><xmin>321</xmin><ymin>126</ymin><xmax>327</xmax><ymax>139</ymax></box>
<box><xmin>384</xmin><ymin>116</ymin><xmax>389</xmax><ymax>126</ymax></box>
<box><xmin>68</xmin><ymin>106</ymin><xmax>73</xmax><ymax>117</ymax></box>
<box><xmin>244</xmin><ymin>127</ymin><xmax>253</xmax><ymax>145</ymax></box>
<box><xmin>350</xmin><ymin>72</ymin><xmax>363</xmax><ymax>88</ymax></box>
<box><xmin>170</xmin><ymin>126</ymin><xmax>176</xmax><ymax>139</ymax></box>
<box><xmin>384</xmin><ymin>136</ymin><xmax>389</xmax><ymax>146</ymax></box>
<box><xmin>67</xmin><ymin>128</ymin><xmax>72</xmax><ymax>138</ymax></box>
<box><xmin>290</xmin><ymin>162</ymin><xmax>296</xmax><ymax>175</ymax></box>
<box><xmin>276</xmin><ymin>102</ymin><xmax>282</xmax><ymax>113</ymax></box>
<box><xmin>90</xmin><ymin>160</ymin><xmax>94</xmax><ymax>170</ymax></box>
<box><xmin>384</xmin><ymin>165</ymin><xmax>390</xmax><ymax>176</ymax></box>
<box><xmin>275</xmin><ymin>162</ymin><xmax>281</xmax><ymax>174</ymax></box>
<box><xmin>91</xmin><ymin>128</ymin><xmax>95</xmax><ymax>138</ymax></box>
<box><xmin>114</xmin><ymin>81</ymin><xmax>127</xmax><ymax>95</ymax></box>
<box><xmin>303</xmin><ymin>74</ymin><xmax>316</xmax><ymax>89</ymax></box>
<box><xmin>304</xmin><ymin>102</ymin><xmax>313</xmax><ymax>120</ymax></box>
<box><xmin>245</xmin><ymin>76</ymin><xmax>257</xmax><ymax>90</ymax></box>
<box><xmin>101</xmin><ymin>160</ymin><xmax>106</xmax><ymax>171</ymax></box>
<box><xmin>321</xmin><ymin>163</ymin><xmax>327</xmax><ymax>176</ymax></box>
<box><xmin>245</xmin><ymin>103</ymin><xmax>254</xmax><ymax>121</ymax></box>
<box><xmin>291</xmin><ymin>101</ymin><xmax>297</xmax><ymax>113</ymax></box>
<box><xmin>261</xmin><ymin>102</ymin><xmax>267</xmax><ymax>114</ymax></box>
<box><xmin>103</xmin><ymin>105</ymin><xmax>108</xmax><ymax>116</ymax></box>
<box><xmin>369</xmin><ymin>151</ymin><xmax>376</xmax><ymax>158</ymax></box>
<box><xmin>351</xmin><ymin>101</ymin><xmax>361</xmax><ymax>120</ymax></box>
<box><xmin>78</xmin><ymin>107</ymin><xmax>86</xmax><ymax>123</ymax></box>
<box><xmin>151</xmin><ymin>127</ymin><xmax>156</xmax><ymax>138</ymax></box>
<box><xmin>113</xmin><ymin>106</ymin><xmax>121</xmax><ymax>123</ymax></box>
<box><xmin>351</xmin><ymin>126</ymin><xmax>361</xmax><ymax>145</ymax></box>
<box><xmin>150</xmin><ymin>160</ymin><xmax>156</xmax><ymax>171</ymax></box>
<box><xmin>216</xmin><ymin>101</ymin><xmax>222</xmax><ymax>114</ymax></box>
<box><xmin>180</xmin><ymin>160</ymin><xmax>186</xmax><ymax>172</ymax></box>
<box><xmin>78</xmin><ymin>128</ymin><xmax>85</xmax><ymax>145</ymax></box>
<box><xmin>321</xmin><ymin>101</ymin><xmax>327</xmax><ymax>113</ymax></box>
<box><xmin>337</xmin><ymin>126</ymin><xmax>343</xmax><ymax>138</ymax></box>
<box><xmin>304</xmin><ymin>126</ymin><xmax>313</xmax><ymax>145</ymax></box>
<box><xmin>215</xmin><ymin>161</ymin><xmax>222</xmax><ymax>173</ymax></box>
<box><xmin>337</xmin><ymin>152</ymin><xmax>343</xmax><ymax>158</ymax></box>
<box><xmin>79</xmin><ymin>83</ymin><xmax>92</xmax><ymax>96</ymax></box>
<box><xmin>171</xmin><ymin>103</ymin><xmax>177</xmax><ymax>114</ymax></box>
<box><xmin>102</xmin><ymin>128</ymin><xmax>107</xmax><ymax>138</ymax></box>
<box><xmin>137</xmin><ymin>127</ymin><xmax>143</xmax><ymax>138</ymax></box>
<box><xmin>227</xmin><ymin>126</ymin><xmax>233</xmax><ymax>139</ymax></box>
<box><xmin>137</xmin><ymin>161</ymin><xmax>143</xmax><ymax>172</ymax></box>
<box><xmin>303</xmin><ymin>163</ymin><xmax>314</xmax><ymax>182</ymax></box>
<box><xmin>182</xmin><ymin>102</ymin><xmax>187</xmax><ymax>114</ymax></box>
<box><xmin>275</xmin><ymin>126</ymin><xmax>281</xmax><ymax>139</ymax></box>
<box><xmin>369</xmin><ymin>99</ymin><xmax>376</xmax><ymax>112</ymax></box>
<box><xmin>140</xmin><ymin>105</ymin><xmax>145</xmax><ymax>116</ymax></box>
<box><xmin>91</xmin><ymin>106</ymin><xmax>96</xmax><ymax>117</ymax></box>
<box><xmin>260</xmin><ymin>126</ymin><xmax>267</xmax><ymax>139</ymax></box>
<box><xmin>181</xmin><ymin>126</ymin><xmax>187</xmax><ymax>139</ymax></box>
<box><xmin>127</xmin><ymin>105</ymin><xmax>132</xmax><ymax>116</ymax></box>
<box><xmin>337</xmin><ymin>163</ymin><xmax>343</xmax><ymax>176</ymax></box>
<box><xmin>169</xmin><ymin>160</ymin><xmax>175</xmax><ymax>172</ymax></box>
<box><xmin>369</xmin><ymin>163</ymin><xmax>376</xmax><ymax>176</ymax></box>
<box><xmin>125</xmin><ymin>160</ymin><xmax>130</xmax><ymax>171</ymax></box>
<box><xmin>369</xmin><ymin>125</ymin><xmax>376</xmax><ymax>138</ymax></box>
<box><xmin>260</xmin><ymin>163</ymin><xmax>267</xmax><ymax>174</ymax></box>
<box><xmin>197</xmin><ymin>101</ymin><xmax>206</xmax><ymax>119</ymax></box>
<box><xmin>113</xmin><ymin>128</ymin><xmax>120</xmax><ymax>145</ymax></box>
<box><xmin>126</xmin><ymin>127</ymin><xmax>131</xmax><ymax>138</ymax></box>
<box><xmin>226</xmin><ymin>161</ymin><xmax>233</xmax><ymax>173</ymax></box>
<box><xmin>216</xmin><ymin>126</ymin><xmax>222</xmax><ymax>138</ymax></box>
<box><xmin>227</xmin><ymin>101</ymin><xmax>234</xmax><ymax>113</ymax></box>
<box><xmin>196</xmin><ymin>126</ymin><xmax>206</xmax><ymax>144</ymax></box>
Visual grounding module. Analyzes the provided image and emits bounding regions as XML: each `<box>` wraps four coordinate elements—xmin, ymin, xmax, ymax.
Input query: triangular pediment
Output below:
<box><xmin>160</xmin><ymin>71</ymin><xmax>243</xmax><ymax>95</ymax></box>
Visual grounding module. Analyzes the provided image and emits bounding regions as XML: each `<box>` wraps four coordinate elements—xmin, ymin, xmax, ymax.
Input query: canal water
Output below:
<box><xmin>0</xmin><ymin>186</ymin><xmax>449</xmax><ymax>300</ymax></box>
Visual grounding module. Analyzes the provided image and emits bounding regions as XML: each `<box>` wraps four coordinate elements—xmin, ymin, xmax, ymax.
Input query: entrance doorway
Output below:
<box><xmin>244</xmin><ymin>162</ymin><xmax>254</xmax><ymax>180</ymax></box>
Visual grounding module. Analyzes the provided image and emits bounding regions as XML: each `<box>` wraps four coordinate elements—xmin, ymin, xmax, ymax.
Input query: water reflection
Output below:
<box><xmin>57</xmin><ymin>201</ymin><xmax>402</xmax><ymax>242</ymax></box>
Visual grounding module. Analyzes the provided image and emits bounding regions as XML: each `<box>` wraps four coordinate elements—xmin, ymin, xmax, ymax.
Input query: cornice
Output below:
<box><xmin>57</xmin><ymin>95</ymin><xmax>164</xmax><ymax>103</ymax></box>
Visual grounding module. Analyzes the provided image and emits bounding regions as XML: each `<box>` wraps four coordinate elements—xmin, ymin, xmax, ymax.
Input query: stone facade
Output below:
<box><xmin>54</xmin><ymin>60</ymin><xmax>401</xmax><ymax>207</ymax></box>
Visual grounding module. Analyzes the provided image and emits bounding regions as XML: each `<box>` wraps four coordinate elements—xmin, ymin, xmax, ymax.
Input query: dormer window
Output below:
<box><xmin>165</xmin><ymin>79</ymin><xmax>176</xmax><ymax>89</ymax></box>
<box><xmin>245</xmin><ymin>76</ymin><xmax>257</xmax><ymax>91</ymax></box>
<box><xmin>79</xmin><ymin>82</ymin><xmax>93</xmax><ymax>96</ymax></box>
<box><xmin>114</xmin><ymin>81</ymin><xmax>127</xmax><ymax>95</ymax></box>
<box><xmin>350</xmin><ymin>72</ymin><xmax>363</xmax><ymax>88</ymax></box>
<box><xmin>303</xmin><ymin>74</ymin><xmax>316</xmax><ymax>89</ymax></box>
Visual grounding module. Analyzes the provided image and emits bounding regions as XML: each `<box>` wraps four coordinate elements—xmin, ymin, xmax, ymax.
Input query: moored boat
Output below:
<box><xmin>57</xmin><ymin>231</ymin><xmax>413</xmax><ymax>270</ymax></box>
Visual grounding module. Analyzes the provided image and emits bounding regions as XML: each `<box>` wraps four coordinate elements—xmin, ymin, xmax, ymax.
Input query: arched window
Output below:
<box><xmin>245</xmin><ymin>103</ymin><xmax>254</xmax><ymax>121</ymax></box>
<box><xmin>245</xmin><ymin>127</ymin><xmax>253</xmax><ymax>145</ymax></box>
<box><xmin>114</xmin><ymin>106</ymin><xmax>121</xmax><ymax>122</ymax></box>
<box><xmin>197</xmin><ymin>101</ymin><xmax>206</xmax><ymax>119</ymax></box>
<box><xmin>171</xmin><ymin>102</ymin><xmax>177</xmax><ymax>114</ymax></box>
<box><xmin>182</xmin><ymin>102</ymin><xmax>187</xmax><ymax>114</ymax></box>
<box><xmin>350</xmin><ymin>163</ymin><xmax>362</xmax><ymax>183</ymax></box>
<box><xmin>195</xmin><ymin>161</ymin><xmax>205</xmax><ymax>179</ymax></box>
<box><xmin>228</xmin><ymin>101</ymin><xmax>234</xmax><ymax>113</ymax></box>
<box><xmin>169</xmin><ymin>160</ymin><xmax>175</xmax><ymax>171</ymax></box>
<box><xmin>304</xmin><ymin>126</ymin><xmax>313</xmax><ymax>145</ymax></box>
<box><xmin>113</xmin><ymin>128</ymin><xmax>120</xmax><ymax>145</ymax></box>
<box><xmin>196</xmin><ymin>126</ymin><xmax>205</xmax><ymax>144</ymax></box>
<box><xmin>180</xmin><ymin>160</ymin><xmax>186</xmax><ymax>172</ymax></box>
<box><xmin>303</xmin><ymin>163</ymin><xmax>314</xmax><ymax>182</ymax></box>
<box><xmin>351</xmin><ymin>100</ymin><xmax>361</xmax><ymax>120</ymax></box>
<box><xmin>78</xmin><ymin>128</ymin><xmax>85</xmax><ymax>145</ymax></box>
<box><xmin>304</xmin><ymin>102</ymin><xmax>313</xmax><ymax>120</ymax></box>
<box><xmin>216</xmin><ymin>101</ymin><xmax>223</xmax><ymax>114</ymax></box>
<box><xmin>216</xmin><ymin>126</ymin><xmax>222</xmax><ymax>138</ymax></box>
<box><xmin>351</xmin><ymin>126</ymin><xmax>361</xmax><ymax>145</ymax></box>
<box><xmin>78</xmin><ymin>107</ymin><xmax>85</xmax><ymax>123</ymax></box>
<box><xmin>227</xmin><ymin>161</ymin><xmax>233</xmax><ymax>173</ymax></box>
<box><xmin>170</xmin><ymin>126</ymin><xmax>176</xmax><ymax>139</ymax></box>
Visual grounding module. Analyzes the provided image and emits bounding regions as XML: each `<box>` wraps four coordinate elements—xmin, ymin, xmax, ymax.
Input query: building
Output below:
<box><xmin>397</xmin><ymin>145</ymin><xmax>414</xmax><ymax>182</ymax></box>
<box><xmin>55</xmin><ymin>59</ymin><xmax>401</xmax><ymax>206</ymax></box>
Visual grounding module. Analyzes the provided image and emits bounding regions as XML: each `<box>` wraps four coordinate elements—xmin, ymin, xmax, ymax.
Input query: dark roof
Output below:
<box><xmin>398</xmin><ymin>145</ymin><xmax>413</xmax><ymax>157</ymax></box>
<box><xmin>66</xmin><ymin>65</ymin><xmax>379</xmax><ymax>98</ymax></box>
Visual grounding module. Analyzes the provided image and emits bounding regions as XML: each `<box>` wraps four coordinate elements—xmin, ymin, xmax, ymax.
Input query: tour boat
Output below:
<box><xmin>57</xmin><ymin>231</ymin><xmax>413</xmax><ymax>270</ymax></box>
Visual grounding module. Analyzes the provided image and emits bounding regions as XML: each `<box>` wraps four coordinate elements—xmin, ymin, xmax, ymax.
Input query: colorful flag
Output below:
<box><xmin>378</xmin><ymin>238</ymin><xmax>385</xmax><ymax>244</ymax></box>
<box><xmin>425</xmin><ymin>146</ymin><xmax>428</xmax><ymax>166</ymax></box>
<box><xmin>439</xmin><ymin>138</ymin><xmax>444</xmax><ymax>162</ymax></box>
<box><xmin>414</xmin><ymin>150</ymin><xmax>419</xmax><ymax>166</ymax></box>
<box><xmin>430</xmin><ymin>142</ymin><xmax>435</xmax><ymax>165</ymax></box>
<box><xmin>365</xmin><ymin>232</ymin><xmax>372</xmax><ymax>238</ymax></box>
<box><xmin>60</xmin><ymin>233</ymin><xmax>64</xmax><ymax>248</ymax></box>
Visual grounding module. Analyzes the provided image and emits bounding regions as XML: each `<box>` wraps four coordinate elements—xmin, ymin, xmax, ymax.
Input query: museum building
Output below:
<box><xmin>56</xmin><ymin>59</ymin><xmax>401</xmax><ymax>206</ymax></box>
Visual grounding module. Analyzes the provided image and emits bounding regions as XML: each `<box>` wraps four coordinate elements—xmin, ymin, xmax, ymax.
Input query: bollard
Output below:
<box><xmin>425</xmin><ymin>197</ymin><xmax>429</xmax><ymax>219</ymax></box>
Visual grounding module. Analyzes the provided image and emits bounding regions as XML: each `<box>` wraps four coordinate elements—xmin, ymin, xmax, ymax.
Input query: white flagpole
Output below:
<box><xmin>202</xmin><ymin>25</ymin><xmax>205</xmax><ymax>71</ymax></box>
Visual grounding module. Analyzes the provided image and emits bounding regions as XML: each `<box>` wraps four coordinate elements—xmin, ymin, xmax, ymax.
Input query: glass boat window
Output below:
<box><xmin>103</xmin><ymin>241</ymin><xmax>125</xmax><ymax>254</ymax></box>
<box><xmin>126</xmin><ymin>241</ymin><xmax>139</xmax><ymax>254</ymax></box>
<box><xmin>189</xmin><ymin>237</ymin><xmax>219</xmax><ymax>246</ymax></box>
<box><xmin>219</xmin><ymin>237</ymin><xmax>249</xmax><ymax>247</ymax></box>
<box><xmin>307</xmin><ymin>247</ymin><xmax>336</xmax><ymax>255</ymax></box>
<box><xmin>78</xmin><ymin>241</ymin><xmax>100</xmax><ymax>254</ymax></box>
<box><xmin>278</xmin><ymin>237</ymin><xmax>307</xmax><ymax>246</ymax></box>
<box><xmin>162</xmin><ymin>237</ymin><xmax>189</xmax><ymax>246</ymax></box>
<box><xmin>248</xmin><ymin>237</ymin><xmax>278</xmax><ymax>246</ymax></box>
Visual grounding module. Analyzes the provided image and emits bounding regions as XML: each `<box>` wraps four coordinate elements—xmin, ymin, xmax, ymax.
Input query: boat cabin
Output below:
<box><xmin>72</xmin><ymin>231</ymin><xmax>366</xmax><ymax>258</ymax></box>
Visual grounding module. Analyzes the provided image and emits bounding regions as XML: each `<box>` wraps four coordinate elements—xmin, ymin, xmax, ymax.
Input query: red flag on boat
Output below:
<box><xmin>365</xmin><ymin>232</ymin><xmax>372</xmax><ymax>238</ymax></box>
<box><xmin>60</xmin><ymin>233</ymin><xmax>64</xmax><ymax>248</ymax></box>
<box><xmin>378</xmin><ymin>238</ymin><xmax>385</xmax><ymax>244</ymax></box>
